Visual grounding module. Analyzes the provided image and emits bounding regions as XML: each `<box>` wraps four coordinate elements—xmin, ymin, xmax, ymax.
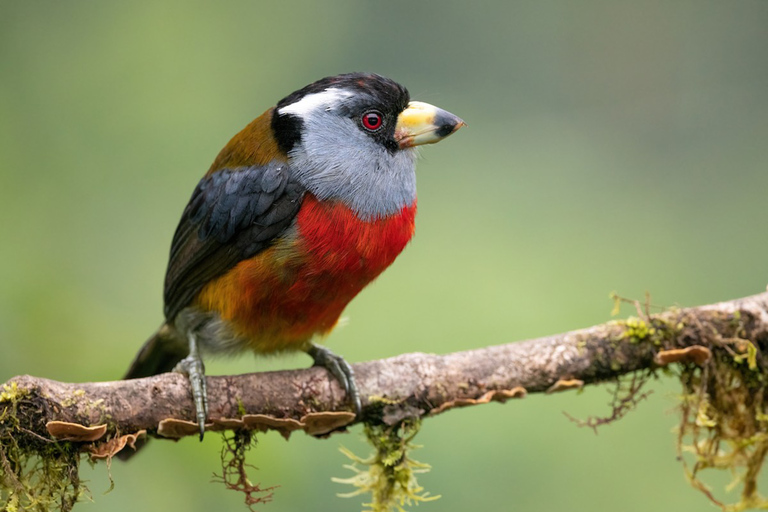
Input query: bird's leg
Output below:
<box><xmin>307</xmin><ymin>343</ymin><xmax>362</xmax><ymax>418</ymax></box>
<box><xmin>173</xmin><ymin>331</ymin><xmax>208</xmax><ymax>440</ymax></box>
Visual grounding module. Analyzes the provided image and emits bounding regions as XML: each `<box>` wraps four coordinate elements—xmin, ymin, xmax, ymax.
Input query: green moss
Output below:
<box><xmin>0</xmin><ymin>383</ymin><xmax>86</xmax><ymax>512</ymax></box>
<box><xmin>333</xmin><ymin>420</ymin><xmax>439</xmax><ymax>512</ymax></box>
<box><xmin>676</xmin><ymin>331</ymin><xmax>768</xmax><ymax>511</ymax></box>
<box><xmin>732</xmin><ymin>340</ymin><xmax>758</xmax><ymax>370</ymax></box>
<box><xmin>610</xmin><ymin>294</ymin><xmax>768</xmax><ymax>509</ymax></box>
<box><xmin>236</xmin><ymin>397</ymin><xmax>247</xmax><ymax>417</ymax></box>
<box><xmin>622</xmin><ymin>316</ymin><xmax>654</xmax><ymax>342</ymax></box>
<box><xmin>0</xmin><ymin>383</ymin><xmax>25</xmax><ymax>403</ymax></box>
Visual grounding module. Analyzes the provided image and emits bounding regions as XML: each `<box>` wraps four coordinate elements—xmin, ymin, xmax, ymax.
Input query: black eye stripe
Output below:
<box><xmin>271</xmin><ymin>112</ymin><xmax>304</xmax><ymax>153</ymax></box>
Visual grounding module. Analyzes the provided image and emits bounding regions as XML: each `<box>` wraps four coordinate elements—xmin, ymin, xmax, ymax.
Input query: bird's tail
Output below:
<box><xmin>124</xmin><ymin>323</ymin><xmax>187</xmax><ymax>379</ymax></box>
<box><xmin>120</xmin><ymin>324</ymin><xmax>187</xmax><ymax>460</ymax></box>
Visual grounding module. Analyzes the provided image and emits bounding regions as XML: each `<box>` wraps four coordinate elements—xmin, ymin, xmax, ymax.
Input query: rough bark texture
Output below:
<box><xmin>2</xmin><ymin>291</ymin><xmax>767</xmax><ymax>443</ymax></box>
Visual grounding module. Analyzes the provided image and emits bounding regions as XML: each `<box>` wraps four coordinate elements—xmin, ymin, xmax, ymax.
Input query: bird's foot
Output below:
<box><xmin>307</xmin><ymin>343</ymin><xmax>362</xmax><ymax>418</ymax></box>
<box><xmin>173</xmin><ymin>333</ymin><xmax>208</xmax><ymax>440</ymax></box>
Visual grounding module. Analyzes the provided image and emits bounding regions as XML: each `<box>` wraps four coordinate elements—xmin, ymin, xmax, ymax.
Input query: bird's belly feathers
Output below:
<box><xmin>194</xmin><ymin>194</ymin><xmax>416</xmax><ymax>352</ymax></box>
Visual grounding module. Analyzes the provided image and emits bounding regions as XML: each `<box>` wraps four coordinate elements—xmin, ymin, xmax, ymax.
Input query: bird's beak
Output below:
<box><xmin>395</xmin><ymin>101</ymin><xmax>465</xmax><ymax>149</ymax></box>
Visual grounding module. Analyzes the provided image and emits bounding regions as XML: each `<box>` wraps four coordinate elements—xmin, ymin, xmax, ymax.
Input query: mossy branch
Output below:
<box><xmin>3</xmin><ymin>290</ymin><xmax>768</xmax><ymax>511</ymax></box>
<box><xmin>1</xmin><ymin>291</ymin><xmax>765</xmax><ymax>440</ymax></box>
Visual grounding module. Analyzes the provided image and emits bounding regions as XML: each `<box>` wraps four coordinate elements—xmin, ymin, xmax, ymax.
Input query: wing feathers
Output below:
<box><xmin>163</xmin><ymin>163</ymin><xmax>304</xmax><ymax>319</ymax></box>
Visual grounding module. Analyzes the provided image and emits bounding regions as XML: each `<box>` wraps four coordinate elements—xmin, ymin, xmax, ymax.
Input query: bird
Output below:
<box><xmin>124</xmin><ymin>72</ymin><xmax>464</xmax><ymax>439</ymax></box>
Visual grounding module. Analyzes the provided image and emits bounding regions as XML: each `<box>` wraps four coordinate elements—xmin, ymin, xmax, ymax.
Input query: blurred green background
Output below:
<box><xmin>2</xmin><ymin>1</ymin><xmax>767</xmax><ymax>510</ymax></box>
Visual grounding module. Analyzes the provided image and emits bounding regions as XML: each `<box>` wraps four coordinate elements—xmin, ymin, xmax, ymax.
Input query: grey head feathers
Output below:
<box><xmin>271</xmin><ymin>73</ymin><xmax>417</xmax><ymax>220</ymax></box>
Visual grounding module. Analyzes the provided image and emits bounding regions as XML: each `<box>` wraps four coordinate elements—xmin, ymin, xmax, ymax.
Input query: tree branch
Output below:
<box><xmin>2</xmin><ymin>291</ymin><xmax>767</xmax><ymax>445</ymax></box>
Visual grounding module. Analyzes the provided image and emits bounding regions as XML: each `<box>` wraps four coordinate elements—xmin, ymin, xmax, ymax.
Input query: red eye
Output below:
<box><xmin>361</xmin><ymin>110</ymin><xmax>383</xmax><ymax>131</ymax></box>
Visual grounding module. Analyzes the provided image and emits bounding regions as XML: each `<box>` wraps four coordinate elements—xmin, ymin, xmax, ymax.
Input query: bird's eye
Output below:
<box><xmin>361</xmin><ymin>110</ymin><xmax>383</xmax><ymax>131</ymax></box>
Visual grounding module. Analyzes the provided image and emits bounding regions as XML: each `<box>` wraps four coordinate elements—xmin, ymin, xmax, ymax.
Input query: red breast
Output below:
<box><xmin>195</xmin><ymin>194</ymin><xmax>416</xmax><ymax>352</ymax></box>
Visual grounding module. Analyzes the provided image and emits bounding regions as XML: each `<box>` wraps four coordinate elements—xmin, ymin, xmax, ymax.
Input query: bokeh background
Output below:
<box><xmin>2</xmin><ymin>1</ymin><xmax>767</xmax><ymax>511</ymax></box>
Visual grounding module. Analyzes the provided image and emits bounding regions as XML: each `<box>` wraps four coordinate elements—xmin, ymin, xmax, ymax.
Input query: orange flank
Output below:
<box><xmin>195</xmin><ymin>194</ymin><xmax>417</xmax><ymax>352</ymax></box>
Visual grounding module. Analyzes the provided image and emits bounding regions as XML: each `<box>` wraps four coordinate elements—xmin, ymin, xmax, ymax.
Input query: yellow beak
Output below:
<box><xmin>395</xmin><ymin>101</ymin><xmax>465</xmax><ymax>149</ymax></box>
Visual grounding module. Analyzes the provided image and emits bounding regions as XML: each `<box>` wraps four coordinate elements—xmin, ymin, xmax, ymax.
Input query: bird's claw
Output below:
<box><xmin>173</xmin><ymin>334</ymin><xmax>208</xmax><ymax>440</ymax></box>
<box><xmin>308</xmin><ymin>344</ymin><xmax>362</xmax><ymax>418</ymax></box>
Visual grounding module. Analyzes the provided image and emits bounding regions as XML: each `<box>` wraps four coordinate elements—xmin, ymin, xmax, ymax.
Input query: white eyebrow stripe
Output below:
<box><xmin>278</xmin><ymin>88</ymin><xmax>354</xmax><ymax>117</ymax></box>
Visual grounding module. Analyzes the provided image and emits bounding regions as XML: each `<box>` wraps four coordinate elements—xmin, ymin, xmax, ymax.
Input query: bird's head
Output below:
<box><xmin>270</xmin><ymin>73</ymin><xmax>464</xmax><ymax>220</ymax></box>
<box><xmin>272</xmin><ymin>73</ymin><xmax>464</xmax><ymax>154</ymax></box>
<box><xmin>208</xmin><ymin>73</ymin><xmax>463</xmax><ymax>220</ymax></box>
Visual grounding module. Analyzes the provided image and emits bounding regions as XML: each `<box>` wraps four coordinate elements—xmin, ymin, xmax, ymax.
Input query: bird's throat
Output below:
<box><xmin>295</xmin><ymin>194</ymin><xmax>417</xmax><ymax>279</ymax></box>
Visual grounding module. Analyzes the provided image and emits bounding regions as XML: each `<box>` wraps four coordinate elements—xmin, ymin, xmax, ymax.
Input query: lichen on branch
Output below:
<box><xmin>0</xmin><ymin>290</ymin><xmax>766</xmax><ymax>511</ymax></box>
<box><xmin>333</xmin><ymin>419</ymin><xmax>438</xmax><ymax>512</ymax></box>
<box><xmin>0</xmin><ymin>383</ymin><xmax>85</xmax><ymax>512</ymax></box>
<box><xmin>673</xmin><ymin>315</ymin><xmax>768</xmax><ymax>511</ymax></box>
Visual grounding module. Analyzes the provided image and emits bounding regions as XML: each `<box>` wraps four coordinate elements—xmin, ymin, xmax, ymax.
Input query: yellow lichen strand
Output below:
<box><xmin>236</xmin><ymin>396</ymin><xmax>247</xmax><ymax>417</ymax></box>
<box><xmin>0</xmin><ymin>425</ymin><xmax>86</xmax><ymax>512</ymax></box>
<box><xmin>608</xmin><ymin>293</ymin><xmax>768</xmax><ymax>509</ymax></box>
<box><xmin>333</xmin><ymin>420</ymin><xmax>439</xmax><ymax>512</ymax></box>
<box><xmin>622</xmin><ymin>316</ymin><xmax>656</xmax><ymax>343</ymax></box>
<box><xmin>0</xmin><ymin>383</ymin><xmax>23</xmax><ymax>403</ymax></box>
<box><xmin>676</xmin><ymin>322</ymin><xmax>768</xmax><ymax>511</ymax></box>
<box><xmin>0</xmin><ymin>382</ymin><xmax>87</xmax><ymax>511</ymax></box>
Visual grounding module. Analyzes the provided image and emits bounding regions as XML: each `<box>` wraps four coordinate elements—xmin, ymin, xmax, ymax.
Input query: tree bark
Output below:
<box><xmin>2</xmin><ymin>291</ymin><xmax>767</xmax><ymax>444</ymax></box>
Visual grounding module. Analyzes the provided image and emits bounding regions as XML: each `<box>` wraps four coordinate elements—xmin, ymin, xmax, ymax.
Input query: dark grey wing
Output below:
<box><xmin>163</xmin><ymin>162</ymin><xmax>304</xmax><ymax>320</ymax></box>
